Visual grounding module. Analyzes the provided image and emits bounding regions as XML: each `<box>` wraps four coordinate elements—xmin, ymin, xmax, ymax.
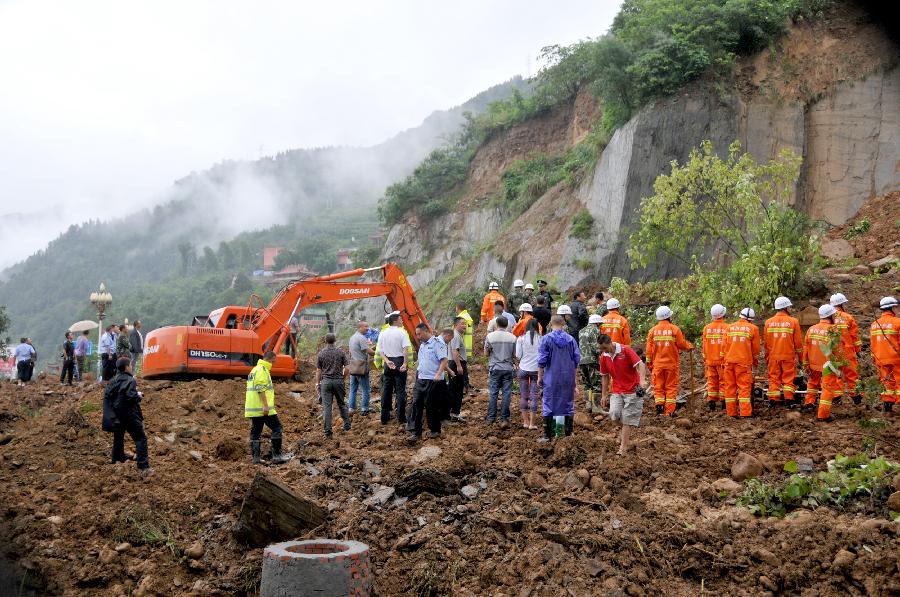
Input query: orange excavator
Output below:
<box><xmin>141</xmin><ymin>263</ymin><xmax>429</xmax><ymax>379</ymax></box>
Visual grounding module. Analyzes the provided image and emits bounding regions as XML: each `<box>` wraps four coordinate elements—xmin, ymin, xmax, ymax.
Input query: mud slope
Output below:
<box><xmin>1</xmin><ymin>356</ymin><xmax>899</xmax><ymax>596</ymax></box>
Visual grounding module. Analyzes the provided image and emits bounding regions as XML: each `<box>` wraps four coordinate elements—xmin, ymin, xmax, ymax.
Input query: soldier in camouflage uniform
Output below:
<box><xmin>508</xmin><ymin>280</ymin><xmax>526</xmax><ymax>314</ymax></box>
<box><xmin>116</xmin><ymin>324</ymin><xmax>132</xmax><ymax>359</ymax></box>
<box><xmin>578</xmin><ymin>314</ymin><xmax>604</xmax><ymax>412</ymax></box>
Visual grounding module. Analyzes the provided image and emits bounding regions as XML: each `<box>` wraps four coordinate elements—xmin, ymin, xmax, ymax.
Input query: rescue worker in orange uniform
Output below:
<box><xmin>702</xmin><ymin>304</ymin><xmax>728</xmax><ymax>410</ymax></box>
<box><xmin>512</xmin><ymin>303</ymin><xmax>543</xmax><ymax>336</ymax></box>
<box><xmin>870</xmin><ymin>296</ymin><xmax>900</xmax><ymax>412</ymax></box>
<box><xmin>830</xmin><ymin>293</ymin><xmax>862</xmax><ymax>404</ymax></box>
<box><xmin>480</xmin><ymin>281</ymin><xmax>506</xmax><ymax>324</ymax></box>
<box><xmin>763</xmin><ymin>296</ymin><xmax>802</xmax><ymax>407</ymax></box>
<box><xmin>600</xmin><ymin>298</ymin><xmax>631</xmax><ymax>346</ymax></box>
<box><xmin>645</xmin><ymin>305</ymin><xmax>693</xmax><ymax>416</ymax></box>
<box><xmin>722</xmin><ymin>308</ymin><xmax>761</xmax><ymax>418</ymax></box>
<box><xmin>801</xmin><ymin>304</ymin><xmax>843</xmax><ymax>421</ymax></box>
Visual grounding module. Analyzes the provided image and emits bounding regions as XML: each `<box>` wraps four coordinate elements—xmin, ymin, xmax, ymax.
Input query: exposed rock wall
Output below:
<box><xmin>803</xmin><ymin>67</ymin><xmax>900</xmax><ymax>224</ymax></box>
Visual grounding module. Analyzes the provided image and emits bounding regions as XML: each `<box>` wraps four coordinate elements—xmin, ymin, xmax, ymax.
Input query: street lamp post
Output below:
<box><xmin>90</xmin><ymin>283</ymin><xmax>113</xmax><ymax>379</ymax></box>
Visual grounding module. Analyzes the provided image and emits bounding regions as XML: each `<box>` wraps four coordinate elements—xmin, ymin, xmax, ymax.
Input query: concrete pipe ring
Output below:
<box><xmin>261</xmin><ymin>539</ymin><xmax>372</xmax><ymax>597</ymax></box>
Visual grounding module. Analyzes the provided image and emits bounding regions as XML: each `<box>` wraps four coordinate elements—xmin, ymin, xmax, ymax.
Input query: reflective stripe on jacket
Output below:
<box><xmin>245</xmin><ymin>359</ymin><xmax>276</xmax><ymax>417</ymax></box>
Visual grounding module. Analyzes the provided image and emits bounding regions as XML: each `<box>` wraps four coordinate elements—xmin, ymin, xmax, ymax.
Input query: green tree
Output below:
<box><xmin>218</xmin><ymin>241</ymin><xmax>236</xmax><ymax>270</ymax></box>
<box><xmin>628</xmin><ymin>140</ymin><xmax>818</xmax><ymax>336</ymax></box>
<box><xmin>0</xmin><ymin>305</ymin><xmax>10</xmax><ymax>357</ymax></box>
<box><xmin>202</xmin><ymin>246</ymin><xmax>220</xmax><ymax>270</ymax></box>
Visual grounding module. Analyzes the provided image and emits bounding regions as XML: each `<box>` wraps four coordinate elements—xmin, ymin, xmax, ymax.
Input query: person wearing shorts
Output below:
<box><xmin>598</xmin><ymin>334</ymin><xmax>648</xmax><ymax>455</ymax></box>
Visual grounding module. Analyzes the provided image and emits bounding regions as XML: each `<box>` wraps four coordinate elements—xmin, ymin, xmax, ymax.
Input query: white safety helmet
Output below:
<box><xmin>774</xmin><ymin>296</ymin><xmax>793</xmax><ymax>310</ymax></box>
<box><xmin>557</xmin><ymin>305</ymin><xmax>573</xmax><ymax>316</ymax></box>
<box><xmin>819</xmin><ymin>304</ymin><xmax>837</xmax><ymax>319</ymax></box>
<box><xmin>739</xmin><ymin>307</ymin><xmax>756</xmax><ymax>321</ymax></box>
<box><xmin>830</xmin><ymin>293</ymin><xmax>848</xmax><ymax>307</ymax></box>
<box><xmin>489</xmin><ymin>281</ymin><xmax>499</xmax><ymax>290</ymax></box>
<box><xmin>879</xmin><ymin>296</ymin><xmax>898</xmax><ymax>309</ymax></box>
<box><xmin>606</xmin><ymin>298</ymin><xmax>621</xmax><ymax>310</ymax></box>
<box><xmin>513</xmin><ymin>279</ymin><xmax>524</xmax><ymax>288</ymax></box>
<box><xmin>588</xmin><ymin>314</ymin><xmax>603</xmax><ymax>324</ymax></box>
<box><xmin>710</xmin><ymin>304</ymin><xmax>727</xmax><ymax>319</ymax></box>
<box><xmin>655</xmin><ymin>305</ymin><xmax>673</xmax><ymax>321</ymax></box>
<box><xmin>519</xmin><ymin>303</ymin><xmax>533</xmax><ymax>313</ymax></box>
<box><xmin>524</xmin><ymin>283</ymin><xmax>534</xmax><ymax>290</ymax></box>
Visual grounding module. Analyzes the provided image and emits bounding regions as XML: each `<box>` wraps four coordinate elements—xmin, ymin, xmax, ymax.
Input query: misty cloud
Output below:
<box><xmin>0</xmin><ymin>0</ymin><xmax>621</xmax><ymax>269</ymax></box>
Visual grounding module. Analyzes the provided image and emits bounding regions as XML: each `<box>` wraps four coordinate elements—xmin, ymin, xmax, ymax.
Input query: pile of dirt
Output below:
<box><xmin>826</xmin><ymin>190</ymin><xmax>900</xmax><ymax>265</ymax></box>
<box><xmin>1</xmin><ymin>352</ymin><xmax>899</xmax><ymax>596</ymax></box>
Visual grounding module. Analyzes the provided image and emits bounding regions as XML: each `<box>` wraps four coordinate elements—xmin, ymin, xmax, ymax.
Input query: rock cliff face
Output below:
<box><xmin>346</xmin><ymin>8</ymin><xmax>899</xmax><ymax>325</ymax></box>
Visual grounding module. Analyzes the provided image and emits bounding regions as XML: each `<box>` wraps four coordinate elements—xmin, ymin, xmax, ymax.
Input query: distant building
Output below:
<box><xmin>336</xmin><ymin>248</ymin><xmax>352</xmax><ymax>271</ymax></box>
<box><xmin>262</xmin><ymin>247</ymin><xmax>284</xmax><ymax>271</ymax></box>
<box><xmin>298</xmin><ymin>307</ymin><xmax>328</xmax><ymax>332</ymax></box>
<box><xmin>369</xmin><ymin>232</ymin><xmax>385</xmax><ymax>245</ymax></box>
<box><xmin>263</xmin><ymin>264</ymin><xmax>318</xmax><ymax>288</ymax></box>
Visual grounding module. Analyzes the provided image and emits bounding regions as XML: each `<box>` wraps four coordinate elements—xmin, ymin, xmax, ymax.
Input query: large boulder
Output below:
<box><xmin>731</xmin><ymin>452</ymin><xmax>764</xmax><ymax>481</ymax></box>
<box><xmin>820</xmin><ymin>237</ymin><xmax>855</xmax><ymax>261</ymax></box>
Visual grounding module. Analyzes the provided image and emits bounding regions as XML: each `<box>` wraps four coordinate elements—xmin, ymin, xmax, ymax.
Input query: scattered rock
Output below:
<box><xmin>460</xmin><ymin>485</ymin><xmax>480</xmax><ymax>500</ymax></box>
<box><xmin>114</xmin><ymin>542</ymin><xmax>132</xmax><ymax>552</ymax></box>
<box><xmin>892</xmin><ymin>473</ymin><xmax>900</xmax><ymax>493</ymax></box>
<box><xmin>99</xmin><ymin>549</ymin><xmax>117</xmax><ymax>564</ymax></box>
<box><xmin>574</xmin><ymin>469</ymin><xmax>591</xmax><ymax>487</ymax></box>
<box><xmin>523</xmin><ymin>472</ymin><xmax>546</xmax><ymax>490</ymax></box>
<box><xmin>46</xmin><ymin>515</ymin><xmax>63</xmax><ymax>525</ymax></box>
<box><xmin>564</xmin><ymin>471</ymin><xmax>586</xmax><ymax>490</ymax></box>
<box><xmin>363</xmin><ymin>485</ymin><xmax>396</xmax><ymax>507</ymax></box>
<box><xmin>785</xmin><ymin>411</ymin><xmax>801</xmax><ymax>420</ymax></box>
<box><xmin>409</xmin><ymin>445</ymin><xmax>442</xmax><ymax>465</ymax></box>
<box><xmin>588</xmin><ymin>477</ymin><xmax>605</xmax><ymax>493</ymax></box>
<box><xmin>848</xmin><ymin>264</ymin><xmax>871</xmax><ymax>275</ymax></box>
<box><xmin>712</xmin><ymin>478</ymin><xmax>742</xmax><ymax>494</ymax></box>
<box><xmin>751</xmin><ymin>547</ymin><xmax>779</xmax><ymax>567</ymax></box>
<box><xmin>832</xmin><ymin>549</ymin><xmax>855</xmax><ymax>572</ymax></box>
<box><xmin>674</xmin><ymin>417</ymin><xmax>692</xmax><ymax>429</ymax></box>
<box><xmin>731</xmin><ymin>452</ymin><xmax>764</xmax><ymax>481</ymax></box>
<box><xmin>573</xmin><ymin>412</ymin><xmax>593</xmax><ymax>429</ymax></box>
<box><xmin>796</xmin><ymin>457</ymin><xmax>815</xmax><ymax>473</ymax></box>
<box><xmin>759</xmin><ymin>575</ymin><xmax>778</xmax><ymax>592</ymax></box>
<box><xmin>363</xmin><ymin>459</ymin><xmax>382</xmax><ymax>477</ymax></box>
<box><xmin>820</xmin><ymin>237</ymin><xmax>855</xmax><ymax>261</ymax></box>
<box><xmin>214</xmin><ymin>438</ymin><xmax>245</xmax><ymax>461</ymax></box>
<box><xmin>189</xmin><ymin>450</ymin><xmax>203</xmax><ymax>461</ymax></box>
<box><xmin>164</xmin><ymin>432</ymin><xmax>176</xmax><ymax>444</ymax></box>
<box><xmin>869</xmin><ymin>255</ymin><xmax>897</xmax><ymax>271</ymax></box>
<box><xmin>184</xmin><ymin>541</ymin><xmax>205</xmax><ymax>559</ymax></box>
<box><xmin>886</xmin><ymin>491</ymin><xmax>900</xmax><ymax>512</ymax></box>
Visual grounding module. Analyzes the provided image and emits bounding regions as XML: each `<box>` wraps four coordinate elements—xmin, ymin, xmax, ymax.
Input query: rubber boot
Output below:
<box><xmin>564</xmin><ymin>416</ymin><xmax>574</xmax><ymax>437</ymax></box>
<box><xmin>538</xmin><ymin>416</ymin><xmax>553</xmax><ymax>443</ymax></box>
<box><xmin>270</xmin><ymin>437</ymin><xmax>292</xmax><ymax>464</ymax></box>
<box><xmin>883</xmin><ymin>402</ymin><xmax>894</xmax><ymax>412</ymax></box>
<box><xmin>250</xmin><ymin>440</ymin><xmax>261</xmax><ymax>465</ymax></box>
<box><xmin>656</xmin><ymin>404</ymin><xmax>664</xmax><ymax>416</ymax></box>
<box><xmin>585</xmin><ymin>390</ymin><xmax>592</xmax><ymax>412</ymax></box>
<box><xmin>851</xmin><ymin>394</ymin><xmax>862</xmax><ymax>405</ymax></box>
<box><xmin>707</xmin><ymin>401</ymin><xmax>717</xmax><ymax>411</ymax></box>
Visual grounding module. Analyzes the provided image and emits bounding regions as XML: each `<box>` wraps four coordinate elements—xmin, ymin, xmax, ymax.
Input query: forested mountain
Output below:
<box><xmin>0</xmin><ymin>78</ymin><xmax>528</xmax><ymax>365</ymax></box>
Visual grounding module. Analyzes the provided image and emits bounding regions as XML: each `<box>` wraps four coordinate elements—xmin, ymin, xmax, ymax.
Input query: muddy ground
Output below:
<box><xmin>1</xmin><ymin>348</ymin><xmax>899</xmax><ymax>597</ymax></box>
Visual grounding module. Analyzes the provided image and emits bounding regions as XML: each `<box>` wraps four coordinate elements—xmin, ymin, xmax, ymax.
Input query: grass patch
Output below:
<box><xmin>79</xmin><ymin>401</ymin><xmax>100</xmax><ymax>414</ymax></box>
<box><xmin>115</xmin><ymin>506</ymin><xmax>181</xmax><ymax>558</ymax></box>
<box><xmin>570</xmin><ymin>209</ymin><xmax>595</xmax><ymax>239</ymax></box>
<box><xmin>843</xmin><ymin>217</ymin><xmax>870</xmax><ymax>240</ymax></box>
<box><xmin>738</xmin><ymin>454</ymin><xmax>900</xmax><ymax>518</ymax></box>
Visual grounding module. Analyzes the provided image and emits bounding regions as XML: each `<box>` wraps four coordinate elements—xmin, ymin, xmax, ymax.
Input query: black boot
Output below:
<box><xmin>656</xmin><ymin>404</ymin><xmax>663</xmax><ymax>416</ymax></box>
<box><xmin>250</xmin><ymin>440</ymin><xmax>261</xmax><ymax>464</ymax></box>
<box><xmin>564</xmin><ymin>416</ymin><xmax>574</xmax><ymax>437</ymax></box>
<box><xmin>538</xmin><ymin>416</ymin><xmax>553</xmax><ymax>443</ymax></box>
<box><xmin>270</xmin><ymin>437</ymin><xmax>292</xmax><ymax>464</ymax></box>
<box><xmin>884</xmin><ymin>402</ymin><xmax>894</xmax><ymax>412</ymax></box>
<box><xmin>851</xmin><ymin>394</ymin><xmax>862</xmax><ymax>405</ymax></box>
<box><xmin>707</xmin><ymin>401</ymin><xmax>717</xmax><ymax>411</ymax></box>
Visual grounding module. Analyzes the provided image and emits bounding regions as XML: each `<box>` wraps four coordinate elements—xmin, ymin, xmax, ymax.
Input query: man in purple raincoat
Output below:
<box><xmin>537</xmin><ymin>315</ymin><xmax>581</xmax><ymax>442</ymax></box>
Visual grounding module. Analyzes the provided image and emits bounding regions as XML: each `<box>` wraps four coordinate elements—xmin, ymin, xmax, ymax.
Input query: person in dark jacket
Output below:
<box><xmin>60</xmin><ymin>332</ymin><xmax>75</xmax><ymax>385</ymax></box>
<box><xmin>533</xmin><ymin>296</ymin><xmax>553</xmax><ymax>333</ymax></box>
<box><xmin>567</xmin><ymin>291</ymin><xmax>589</xmax><ymax>337</ymax></box>
<box><xmin>102</xmin><ymin>357</ymin><xmax>152</xmax><ymax>476</ymax></box>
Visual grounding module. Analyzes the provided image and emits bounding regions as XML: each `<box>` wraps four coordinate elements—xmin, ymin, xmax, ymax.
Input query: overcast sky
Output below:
<box><xmin>0</xmin><ymin>0</ymin><xmax>621</xmax><ymax>270</ymax></box>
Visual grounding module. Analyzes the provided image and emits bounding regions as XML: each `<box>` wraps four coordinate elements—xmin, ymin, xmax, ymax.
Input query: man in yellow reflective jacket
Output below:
<box><xmin>245</xmin><ymin>350</ymin><xmax>289</xmax><ymax>464</ymax></box>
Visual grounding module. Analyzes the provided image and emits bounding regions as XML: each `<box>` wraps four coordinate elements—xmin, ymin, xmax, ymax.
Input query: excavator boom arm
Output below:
<box><xmin>253</xmin><ymin>263</ymin><xmax>429</xmax><ymax>353</ymax></box>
